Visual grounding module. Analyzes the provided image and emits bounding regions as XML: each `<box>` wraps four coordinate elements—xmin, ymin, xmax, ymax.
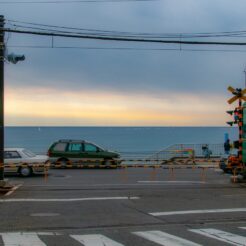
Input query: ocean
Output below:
<box><xmin>4</xmin><ymin>127</ymin><xmax>237</xmax><ymax>156</ymax></box>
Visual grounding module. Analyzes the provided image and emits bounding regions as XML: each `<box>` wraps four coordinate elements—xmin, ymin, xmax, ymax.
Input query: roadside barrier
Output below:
<box><xmin>1</xmin><ymin>159</ymin><xmax>220</xmax><ymax>170</ymax></box>
<box><xmin>50</xmin><ymin>158</ymin><xmax>220</xmax><ymax>169</ymax></box>
<box><xmin>4</xmin><ymin>163</ymin><xmax>48</xmax><ymax>168</ymax></box>
<box><xmin>48</xmin><ymin>158</ymin><xmax>221</xmax><ymax>183</ymax></box>
<box><xmin>1</xmin><ymin>159</ymin><xmax>222</xmax><ymax>183</ymax></box>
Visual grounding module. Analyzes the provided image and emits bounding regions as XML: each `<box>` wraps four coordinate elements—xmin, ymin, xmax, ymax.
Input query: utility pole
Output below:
<box><xmin>244</xmin><ymin>67</ymin><xmax>246</xmax><ymax>88</ymax></box>
<box><xmin>0</xmin><ymin>15</ymin><xmax>4</xmax><ymax>181</ymax></box>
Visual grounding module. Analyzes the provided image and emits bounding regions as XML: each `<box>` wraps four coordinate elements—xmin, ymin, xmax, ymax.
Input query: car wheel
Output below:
<box><xmin>19</xmin><ymin>167</ymin><xmax>32</xmax><ymax>177</ymax></box>
<box><xmin>104</xmin><ymin>159</ymin><xmax>116</xmax><ymax>168</ymax></box>
<box><xmin>58</xmin><ymin>158</ymin><xmax>68</xmax><ymax>168</ymax></box>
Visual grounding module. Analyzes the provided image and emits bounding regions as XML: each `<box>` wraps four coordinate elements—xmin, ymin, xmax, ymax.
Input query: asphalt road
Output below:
<box><xmin>1</xmin><ymin>167</ymin><xmax>246</xmax><ymax>245</ymax></box>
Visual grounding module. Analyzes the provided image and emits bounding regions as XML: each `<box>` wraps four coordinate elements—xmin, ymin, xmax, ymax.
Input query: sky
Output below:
<box><xmin>2</xmin><ymin>0</ymin><xmax>246</xmax><ymax>126</ymax></box>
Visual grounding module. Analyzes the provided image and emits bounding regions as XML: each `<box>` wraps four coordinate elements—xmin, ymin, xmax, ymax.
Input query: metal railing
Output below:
<box><xmin>149</xmin><ymin>143</ymin><xmax>224</xmax><ymax>160</ymax></box>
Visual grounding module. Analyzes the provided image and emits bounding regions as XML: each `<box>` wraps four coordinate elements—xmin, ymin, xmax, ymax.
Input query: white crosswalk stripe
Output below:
<box><xmin>70</xmin><ymin>234</ymin><xmax>125</xmax><ymax>246</ymax></box>
<box><xmin>189</xmin><ymin>228</ymin><xmax>246</xmax><ymax>246</ymax></box>
<box><xmin>0</xmin><ymin>228</ymin><xmax>246</xmax><ymax>246</ymax></box>
<box><xmin>0</xmin><ymin>232</ymin><xmax>49</xmax><ymax>246</ymax></box>
<box><xmin>132</xmin><ymin>230</ymin><xmax>202</xmax><ymax>246</ymax></box>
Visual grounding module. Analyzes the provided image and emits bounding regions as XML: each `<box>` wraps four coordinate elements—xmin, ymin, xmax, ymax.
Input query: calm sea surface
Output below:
<box><xmin>4</xmin><ymin>127</ymin><xmax>237</xmax><ymax>155</ymax></box>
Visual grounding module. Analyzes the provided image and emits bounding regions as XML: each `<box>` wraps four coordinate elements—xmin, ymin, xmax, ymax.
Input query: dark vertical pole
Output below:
<box><xmin>239</xmin><ymin>99</ymin><xmax>243</xmax><ymax>164</ymax></box>
<box><xmin>0</xmin><ymin>16</ymin><xmax>4</xmax><ymax>181</ymax></box>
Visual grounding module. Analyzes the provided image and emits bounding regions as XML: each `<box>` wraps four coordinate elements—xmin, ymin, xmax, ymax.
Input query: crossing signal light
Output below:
<box><xmin>226</xmin><ymin>107</ymin><xmax>243</xmax><ymax>126</ymax></box>
<box><xmin>227</xmin><ymin>121</ymin><xmax>234</xmax><ymax>126</ymax></box>
<box><xmin>226</xmin><ymin>110</ymin><xmax>234</xmax><ymax>115</ymax></box>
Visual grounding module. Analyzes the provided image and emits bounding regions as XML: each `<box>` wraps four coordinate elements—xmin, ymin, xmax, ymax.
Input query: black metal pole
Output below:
<box><xmin>0</xmin><ymin>15</ymin><xmax>4</xmax><ymax>181</ymax></box>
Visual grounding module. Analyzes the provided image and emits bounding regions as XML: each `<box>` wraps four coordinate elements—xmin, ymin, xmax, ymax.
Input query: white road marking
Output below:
<box><xmin>0</xmin><ymin>232</ymin><xmax>55</xmax><ymax>246</ymax></box>
<box><xmin>4</xmin><ymin>184</ymin><xmax>22</xmax><ymax>196</ymax></box>
<box><xmin>223</xmin><ymin>194</ymin><xmax>246</xmax><ymax>198</ymax></box>
<box><xmin>70</xmin><ymin>234</ymin><xmax>125</xmax><ymax>246</ymax></box>
<box><xmin>36</xmin><ymin>232</ymin><xmax>62</xmax><ymax>235</ymax></box>
<box><xmin>30</xmin><ymin>213</ymin><xmax>60</xmax><ymax>217</ymax></box>
<box><xmin>150</xmin><ymin>208</ymin><xmax>246</xmax><ymax>216</ymax></box>
<box><xmin>138</xmin><ymin>181</ymin><xmax>206</xmax><ymax>184</ymax></box>
<box><xmin>190</xmin><ymin>229</ymin><xmax>246</xmax><ymax>245</ymax></box>
<box><xmin>0</xmin><ymin>196</ymin><xmax>139</xmax><ymax>202</ymax></box>
<box><xmin>133</xmin><ymin>230</ymin><xmax>201</xmax><ymax>246</ymax></box>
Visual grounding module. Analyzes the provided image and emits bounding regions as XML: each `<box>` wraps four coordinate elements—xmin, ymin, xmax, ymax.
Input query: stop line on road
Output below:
<box><xmin>1</xmin><ymin>227</ymin><xmax>246</xmax><ymax>246</ymax></box>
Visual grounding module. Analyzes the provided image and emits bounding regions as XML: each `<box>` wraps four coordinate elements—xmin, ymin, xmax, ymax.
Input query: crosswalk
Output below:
<box><xmin>133</xmin><ymin>230</ymin><xmax>201</xmax><ymax>246</ymax></box>
<box><xmin>0</xmin><ymin>227</ymin><xmax>246</xmax><ymax>246</ymax></box>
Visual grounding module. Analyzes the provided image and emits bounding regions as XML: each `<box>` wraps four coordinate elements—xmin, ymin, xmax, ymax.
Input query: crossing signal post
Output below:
<box><xmin>227</xmin><ymin>86</ymin><xmax>246</xmax><ymax>165</ymax></box>
<box><xmin>0</xmin><ymin>16</ymin><xmax>4</xmax><ymax>182</ymax></box>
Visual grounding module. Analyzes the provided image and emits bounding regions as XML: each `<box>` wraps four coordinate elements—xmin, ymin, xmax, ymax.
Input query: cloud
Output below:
<box><xmin>2</xmin><ymin>0</ymin><xmax>246</xmax><ymax>125</ymax></box>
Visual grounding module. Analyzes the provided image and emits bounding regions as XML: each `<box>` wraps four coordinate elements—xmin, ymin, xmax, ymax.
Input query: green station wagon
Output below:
<box><xmin>48</xmin><ymin>139</ymin><xmax>121</xmax><ymax>167</ymax></box>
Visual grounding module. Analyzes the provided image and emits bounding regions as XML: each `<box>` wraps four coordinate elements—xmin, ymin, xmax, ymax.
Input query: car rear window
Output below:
<box><xmin>53</xmin><ymin>143</ymin><xmax>67</xmax><ymax>152</ymax></box>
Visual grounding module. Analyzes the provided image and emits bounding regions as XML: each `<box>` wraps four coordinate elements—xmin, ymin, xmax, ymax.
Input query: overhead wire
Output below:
<box><xmin>4</xmin><ymin>28</ymin><xmax>246</xmax><ymax>46</ymax></box>
<box><xmin>6</xmin><ymin>19</ymin><xmax>246</xmax><ymax>39</ymax></box>
<box><xmin>7</xmin><ymin>44</ymin><xmax>246</xmax><ymax>53</ymax></box>
<box><xmin>0</xmin><ymin>0</ymin><xmax>160</xmax><ymax>4</ymax></box>
<box><xmin>4</xmin><ymin>19</ymin><xmax>246</xmax><ymax>50</ymax></box>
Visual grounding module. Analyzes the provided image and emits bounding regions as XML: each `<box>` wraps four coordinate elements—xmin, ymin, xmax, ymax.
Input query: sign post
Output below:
<box><xmin>0</xmin><ymin>15</ymin><xmax>4</xmax><ymax>182</ymax></box>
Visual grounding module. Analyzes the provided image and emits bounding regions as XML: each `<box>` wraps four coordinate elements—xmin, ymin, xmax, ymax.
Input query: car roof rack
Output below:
<box><xmin>58</xmin><ymin>139</ymin><xmax>85</xmax><ymax>143</ymax></box>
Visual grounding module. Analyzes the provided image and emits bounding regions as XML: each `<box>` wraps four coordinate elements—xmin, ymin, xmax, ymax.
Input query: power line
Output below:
<box><xmin>5</xmin><ymin>28</ymin><xmax>246</xmax><ymax>46</ymax></box>
<box><xmin>0</xmin><ymin>0</ymin><xmax>159</xmax><ymax>4</ymax></box>
<box><xmin>7</xmin><ymin>19</ymin><xmax>246</xmax><ymax>39</ymax></box>
<box><xmin>8</xmin><ymin>44</ymin><xmax>246</xmax><ymax>52</ymax></box>
<box><xmin>8</xmin><ymin>23</ymin><xmax>246</xmax><ymax>39</ymax></box>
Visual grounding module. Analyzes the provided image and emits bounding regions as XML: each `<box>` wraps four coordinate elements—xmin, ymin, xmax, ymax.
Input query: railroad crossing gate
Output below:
<box><xmin>227</xmin><ymin>86</ymin><xmax>246</xmax><ymax>165</ymax></box>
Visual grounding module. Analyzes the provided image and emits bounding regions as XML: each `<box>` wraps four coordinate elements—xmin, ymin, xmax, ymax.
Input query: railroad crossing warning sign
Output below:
<box><xmin>227</xmin><ymin>86</ymin><xmax>246</xmax><ymax>104</ymax></box>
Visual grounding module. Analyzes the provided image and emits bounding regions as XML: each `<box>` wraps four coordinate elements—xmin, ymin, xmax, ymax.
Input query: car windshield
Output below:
<box><xmin>23</xmin><ymin>149</ymin><xmax>36</xmax><ymax>157</ymax></box>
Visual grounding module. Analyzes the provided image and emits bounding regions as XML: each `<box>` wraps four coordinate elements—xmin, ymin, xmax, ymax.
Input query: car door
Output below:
<box><xmin>66</xmin><ymin>142</ymin><xmax>83</xmax><ymax>163</ymax></box>
<box><xmin>4</xmin><ymin>151</ymin><xmax>21</xmax><ymax>173</ymax></box>
<box><xmin>82</xmin><ymin>143</ymin><xmax>103</xmax><ymax>165</ymax></box>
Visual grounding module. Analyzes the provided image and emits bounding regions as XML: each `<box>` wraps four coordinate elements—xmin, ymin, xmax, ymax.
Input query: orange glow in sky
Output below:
<box><xmin>5</xmin><ymin>86</ymin><xmax>228</xmax><ymax>126</ymax></box>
